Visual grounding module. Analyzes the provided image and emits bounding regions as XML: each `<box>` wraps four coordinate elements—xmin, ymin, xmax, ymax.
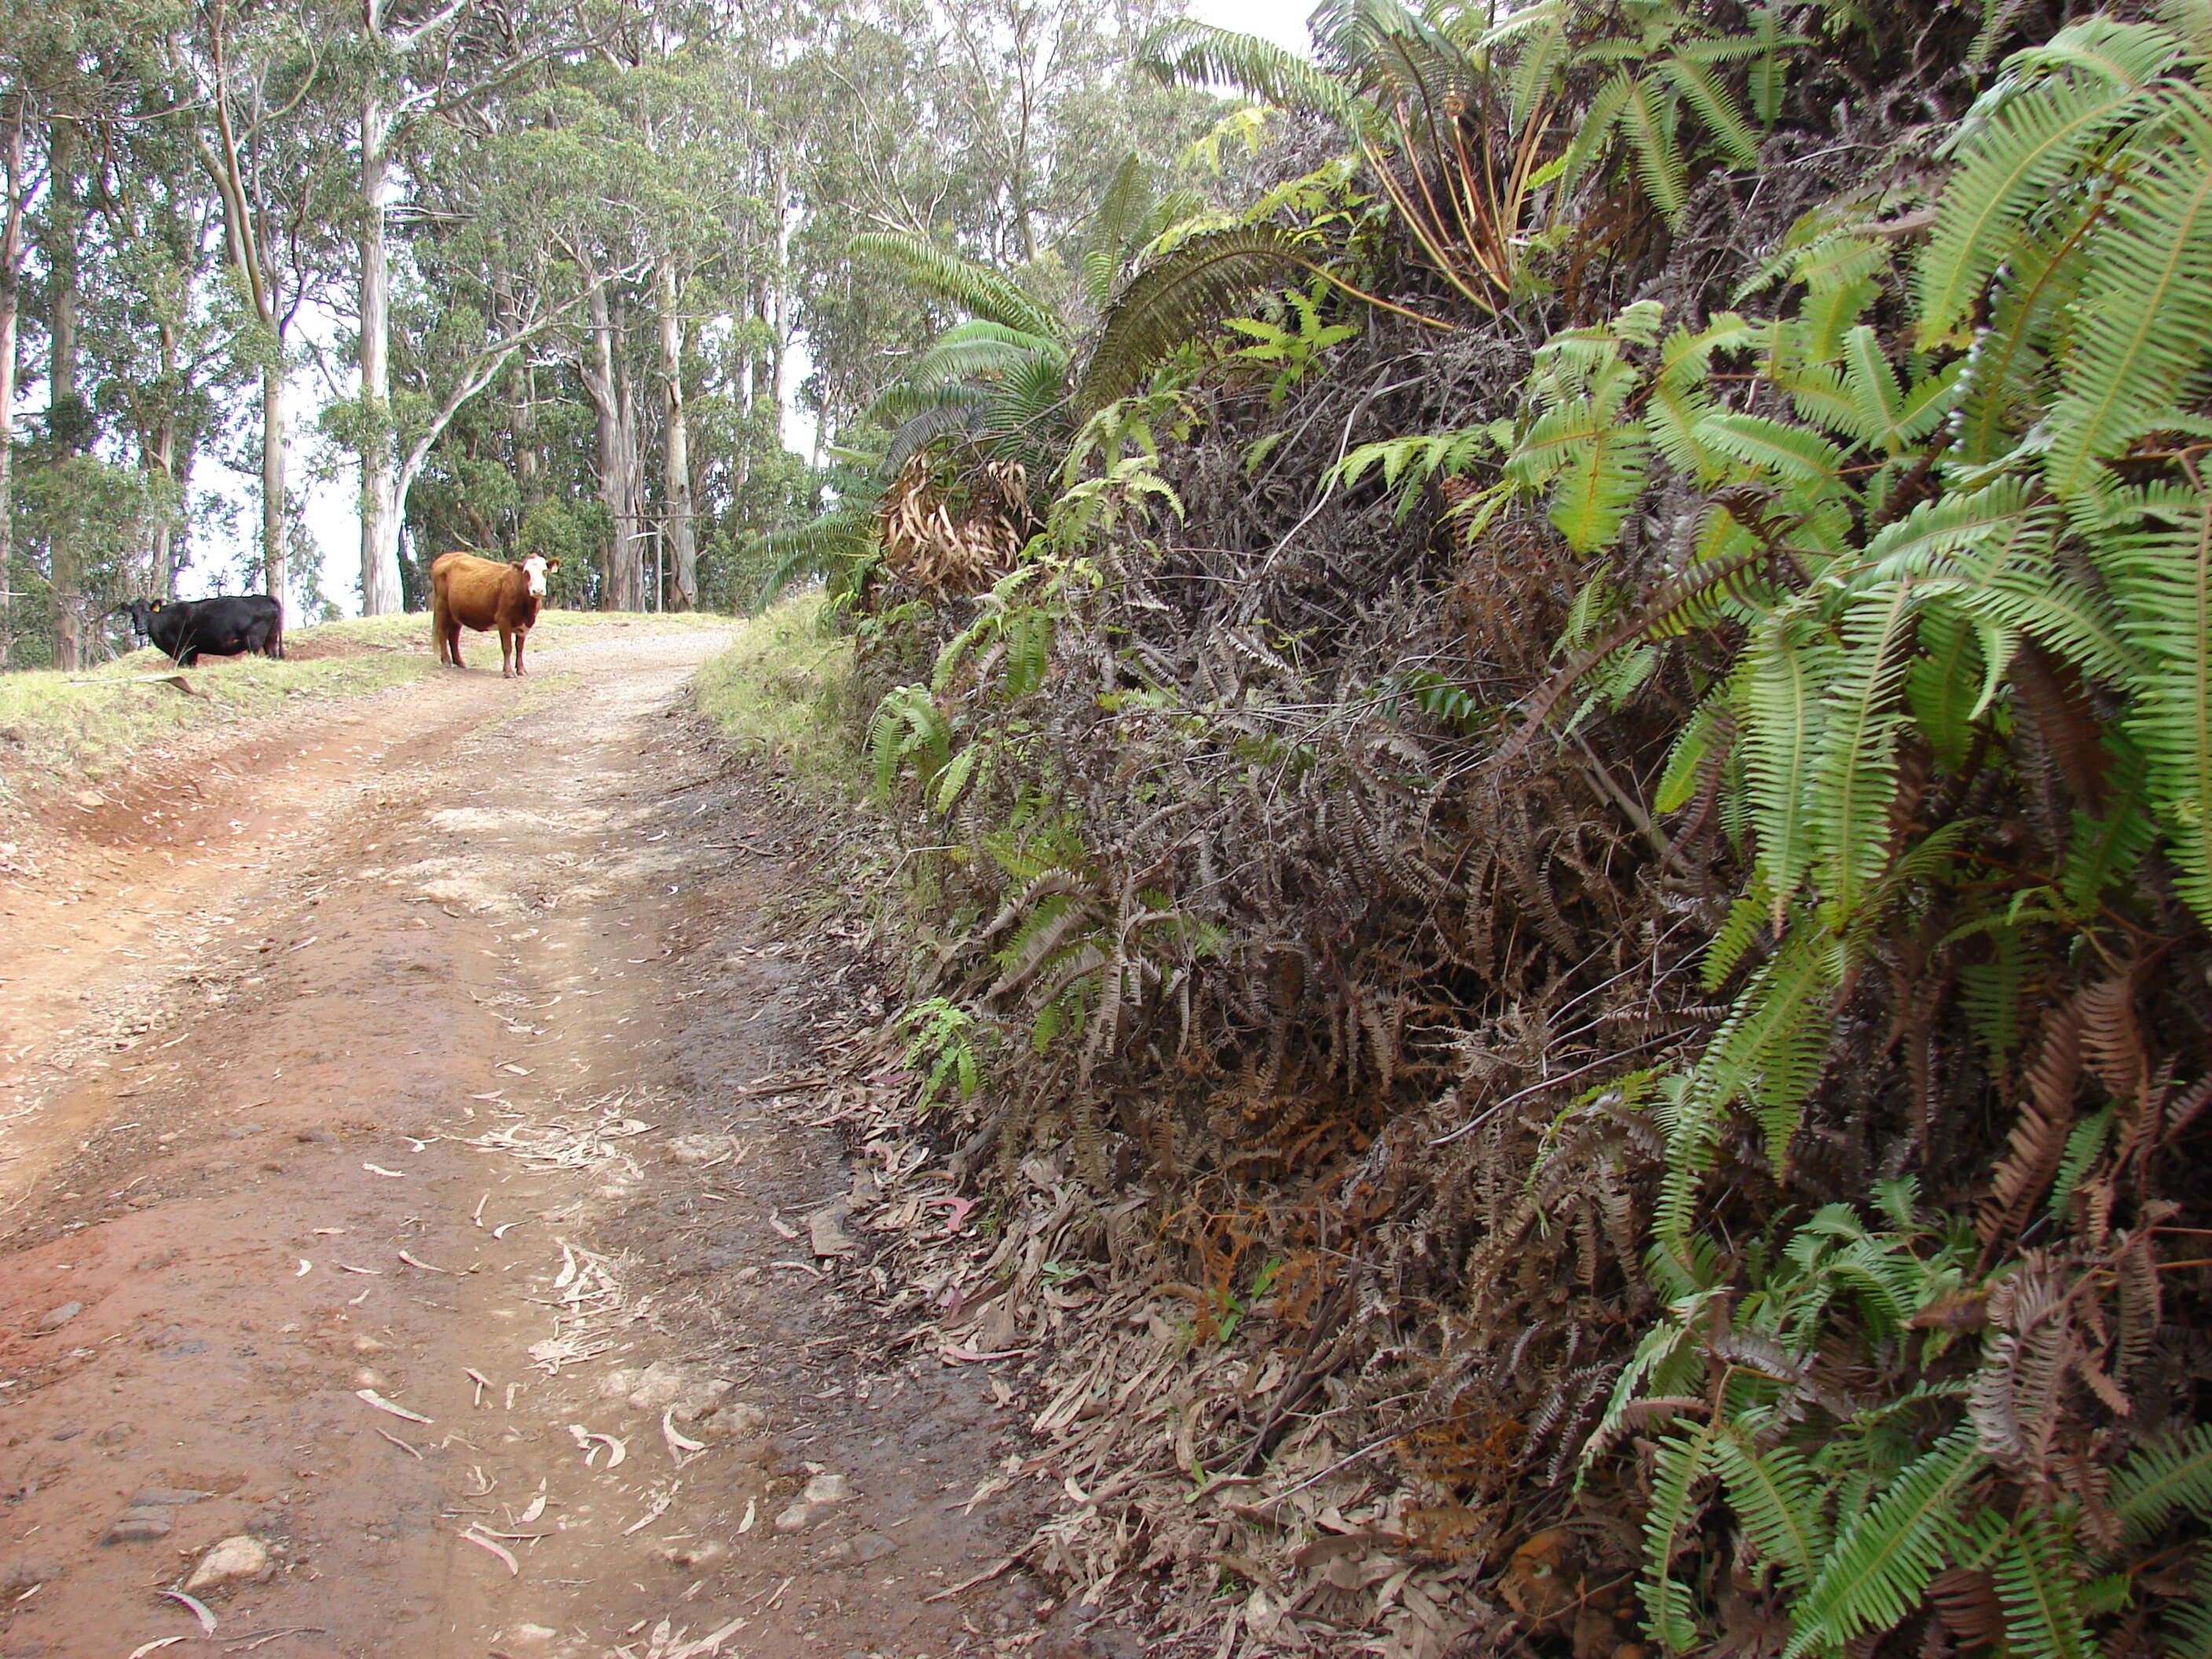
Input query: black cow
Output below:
<box><xmin>116</xmin><ymin>596</ymin><xmax>285</xmax><ymax>666</ymax></box>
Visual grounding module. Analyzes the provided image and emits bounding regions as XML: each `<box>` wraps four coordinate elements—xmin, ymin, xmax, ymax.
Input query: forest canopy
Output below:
<box><xmin>0</xmin><ymin>0</ymin><xmax>1223</xmax><ymax>667</ymax></box>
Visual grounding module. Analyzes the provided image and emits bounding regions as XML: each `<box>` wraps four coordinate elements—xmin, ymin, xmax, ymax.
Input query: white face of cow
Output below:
<box><xmin>522</xmin><ymin>554</ymin><xmax>549</xmax><ymax>598</ymax></box>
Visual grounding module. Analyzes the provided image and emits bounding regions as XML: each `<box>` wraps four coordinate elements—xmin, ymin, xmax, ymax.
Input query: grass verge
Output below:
<box><xmin>0</xmin><ymin>650</ymin><xmax>430</xmax><ymax>818</ymax></box>
<box><xmin>691</xmin><ymin>595</ymin><xmax>860</xmax><ymax>798</ymax></box>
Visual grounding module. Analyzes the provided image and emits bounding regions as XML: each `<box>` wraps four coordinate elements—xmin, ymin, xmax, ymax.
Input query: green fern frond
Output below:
<box><xmin>1619</xmin><ymin>74</ymin><xmax>1690</xmax><ymax>225</ymax></box>
<box><xmin>1917</xmin><ymin>20</ymin><xmax>2185</xmax><ymax>342</ymax></box>
<box><xmin>1785</xmin><ymin>1429</ymin><xmax>1983</xmax><ymax>1657</ymax></box>
<box><xmin>2166</xmin><ymin>1587</ymin><xmax>2212</xmax><ymax>1659</ymax></box>
<box><xmin>2059</xmin><ymin>752</ymin><xmax>2156</xmax><ymax>911</ymax></box>
<box><xmin>1796</xmin><ymin>274</ymin><xmax>1880</xmax><ymax>362</ymax></box>
<box><xmin>1714</xmin><ymin>1427</ymin><xmax>1830</xmax><ymax>1590</ymax></box>
<box><xmin>2114</xmin><ymin>1423</ymin><xmax>2212</xmax><ymax>1542</ymax></box>
<box><xmin>2043</xmin><ymin>106</ymin><xmax>2212</xmax><ymax>514</ymax></box>
<box><xmin>2087</xmin><ymin>494</ymin><xmax>2212</xmax><ymax>928</ymax></box>
<box><xmin>1993</xmin><ymin>1512</ymin><xmax>2091</xmax><ymax>1659</ymax></box>
<box><xmin>1903</xmin><ymin>608</ymin><xmax>1994</xmax><ymax>775</ymax></box>
<box><xmin>1701</xmin><ymin>887</ymin><xmax>1771</xmax><ymax>990</ymax></box>
<box><xmin>1738</xmin><ymin>616</ymin><xmax>1836</xmax><ymax>908</ymax></box>
<box><xmin>1549</xmin><ymin>416</ymin><xmax>1652</xmax><ymax>553</ymax></box>
<box><xmin>1655</xmin><ymin>701</ymin><xmax>1729</xmax><ymax>813</ymax></box>
<box><xmin>1640</xmin><ymin>1424</ymin><xmax>1717</xmax><ymax>1652</ymax></box>
<box><xmin>1697</xmin><ymin>412</ymin><xmax>1846</xmax><ymax>487</ymax></box>
<box><xmin>1004</xmin><ymin>610</ymin><xmax>1053</xmax><ymax>698</ymax></box>
<box><xmin>1957</xmin><ymin>925</ymin><xmax>2028</xmax><ymax>1067</ymax></box>
<box><xmin>867</xmin><ymin>683</ymin><xmax>954</xmax><ymax>800</ymax></box>
<box><xmin>1657</xmin><ymin>54</ymin><xmax>1763</xmax><ymax>167</ymax></box>
<box><xmin>1658</xmin><ymin>928</ymin><xmax>1838</xmax><ymax>1247</ymax></box>
<box><xmin>1808</xmin><ymin>582</ymin><xmax>1920</xmax><ymax>921</ymax></box>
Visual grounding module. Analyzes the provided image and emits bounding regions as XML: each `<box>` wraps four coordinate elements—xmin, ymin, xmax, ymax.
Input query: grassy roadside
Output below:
<box><xmin>0</xmin><ymin>609</ymin><xmax>735</xmax><ymax>821</ymax></box>
<box><xmin>690</xmin><ymin>594</ymin><xmax>861</xmax><ymax>799</ymax></box>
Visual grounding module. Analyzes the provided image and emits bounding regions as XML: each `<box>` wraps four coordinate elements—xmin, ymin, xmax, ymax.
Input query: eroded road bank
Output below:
<box><xmin>0</xmin><ymin>628</ymin><xmax>1043</xmax><ymax>1659</ymax></box>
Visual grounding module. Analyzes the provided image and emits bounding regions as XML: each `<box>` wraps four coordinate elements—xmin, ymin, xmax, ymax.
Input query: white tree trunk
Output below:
<box><xmin>357</xmin><ymin>93</ymin><xmax>402</xmax><ymax>614</ymax></box>
<box><xmin>148</xmin><ymin>412</ymin><xmax>177</xmax><ymax>596</ymax></box>
<box><xmin>655</xmin><ymin>258</ymin><xmax>697</xmax><ymax>611</ymax></box>
<box><xmin>584</xmin><ymin>281</ymin><xmax>645</xmax><ymax>612</ymax></box>
<box><xmin>262</xmin><ymin>357</ymin><xmax>285</xmax><ymax>599</ymax></box>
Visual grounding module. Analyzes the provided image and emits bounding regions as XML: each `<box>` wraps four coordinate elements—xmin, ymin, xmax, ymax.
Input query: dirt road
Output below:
<box><xmin>0</xmin><ymin>628</ymin><xmax>1051</xmax><ymax>1659</ymax></box>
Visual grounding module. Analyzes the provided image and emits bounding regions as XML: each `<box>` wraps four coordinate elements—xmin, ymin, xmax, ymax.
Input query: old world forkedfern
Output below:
<box><xmin>1415</xmin><ymin>10</ymin><xmax>2212</xmax><ymax>1654</ymax></box>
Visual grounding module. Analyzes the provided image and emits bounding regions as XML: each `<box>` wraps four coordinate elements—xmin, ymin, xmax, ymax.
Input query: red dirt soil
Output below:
<box><xmin>0</xmin><ymin>629</ymin><xmax>1069</xmax><ymax>1659</ymax></box>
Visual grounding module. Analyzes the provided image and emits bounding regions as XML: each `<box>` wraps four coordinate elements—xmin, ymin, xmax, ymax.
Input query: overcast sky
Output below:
<box><xmin>1186</xmin><ymin>1</ymin><xmax>1313</xmax><ymax>53</ymax></box>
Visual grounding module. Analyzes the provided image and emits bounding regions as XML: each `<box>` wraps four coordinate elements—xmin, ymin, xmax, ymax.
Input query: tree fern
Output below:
<box><xmin>1073</xmin><ymin>227</ymin><xmax>1311</xmax><ymax>418</ymax></box>
<box><xmin>913</xmin><ymin>321</ymin><xmax>1069</xmax><ymax>389</ymax></box>
<box><xmin>1137</xmin><ymin>20</ymin><xmax>1360</xmax><ymax>125</ymax></box>
<box><xmin>1083</xmin><ymin>153</ymin><xmax>1152</xmax><ymax>313</ymax></box>
<box><xmin>848</xmin><ymin>232</ymin><xmax>1061</xmax><ymax>340</ymax></box>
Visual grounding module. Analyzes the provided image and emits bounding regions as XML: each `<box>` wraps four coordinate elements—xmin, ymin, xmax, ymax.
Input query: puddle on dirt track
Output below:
<box><xmin>0</xmin><ymin>629</ymin><xmax>1076</xmax><ymax>1659</ymax></box>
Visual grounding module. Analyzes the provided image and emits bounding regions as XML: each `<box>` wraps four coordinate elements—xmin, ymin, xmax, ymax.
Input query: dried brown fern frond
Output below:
<box><xmin>1979</xmin><ymin>1008</ymin><xmax>2082</xmax><ymax>1243</ymax></box>
<box><xmin>876</xmin><ymin>456</ymin><xmax>1031</xmax><ymax>595</ymax></box>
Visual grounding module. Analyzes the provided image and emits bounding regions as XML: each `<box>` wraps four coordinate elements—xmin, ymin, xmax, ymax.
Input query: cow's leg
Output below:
<box><xmin>513</xmin><ymin>629</ymin><xmax>527</xmax><ymax>676</ymax></box>
<box><xmin>500</xmin><ymin>627</ymin><xmax>518</xmax><ymax>677</ymax></box>
<box><xmin>445</xmin><ymin>621</ymin><xmax>465</xmax><ymax>668</ymax></box>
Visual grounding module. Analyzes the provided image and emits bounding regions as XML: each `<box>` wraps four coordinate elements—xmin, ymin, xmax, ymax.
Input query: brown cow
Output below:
<box><xmin>430</xmin><ymin>551</ymin><xmax>558</xmax><ymax>677</ymax></box>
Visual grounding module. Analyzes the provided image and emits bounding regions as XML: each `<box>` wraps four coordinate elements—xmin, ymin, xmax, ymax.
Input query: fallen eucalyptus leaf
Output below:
<box><xmin>357</xmin><ymin>1389</ymin><xmax>434</xmax><ymax>1425</ymax></box>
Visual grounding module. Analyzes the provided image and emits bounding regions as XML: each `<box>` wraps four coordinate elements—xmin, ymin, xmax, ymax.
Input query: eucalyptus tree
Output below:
<box><xmin>332</xmin><ymin>0</ymin><xmax>606</xmax><ymax>615</ymax></box>
<box><xmin>85</xmin><ymin>104</ymin><xmax>243</xmax><ymax>600</ymax></box>
<box><xmin>194</xmin><ymin>0</ymin><xmax>350</xmax><ymax>601</ymax></box>
<box><xmin>370</xmin><ymin>66</ymin><xmax>614</xmax><ymax>609</ymax></box>
<box><xmin>4</xmin><ymin>0</ymin><xmax>186</xmax><ymax>666</ymax></box>
<box><xmin>0</xmin><ymin>87</ymin><xmax>36</xmax><ymax>666</ymax></box>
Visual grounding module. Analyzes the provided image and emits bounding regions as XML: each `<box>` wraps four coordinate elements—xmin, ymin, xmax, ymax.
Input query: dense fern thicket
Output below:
<box><xmin>815</xmin><ymin>0</ymin><xmax>2212</xmax><ymax>1652</ymax></box>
